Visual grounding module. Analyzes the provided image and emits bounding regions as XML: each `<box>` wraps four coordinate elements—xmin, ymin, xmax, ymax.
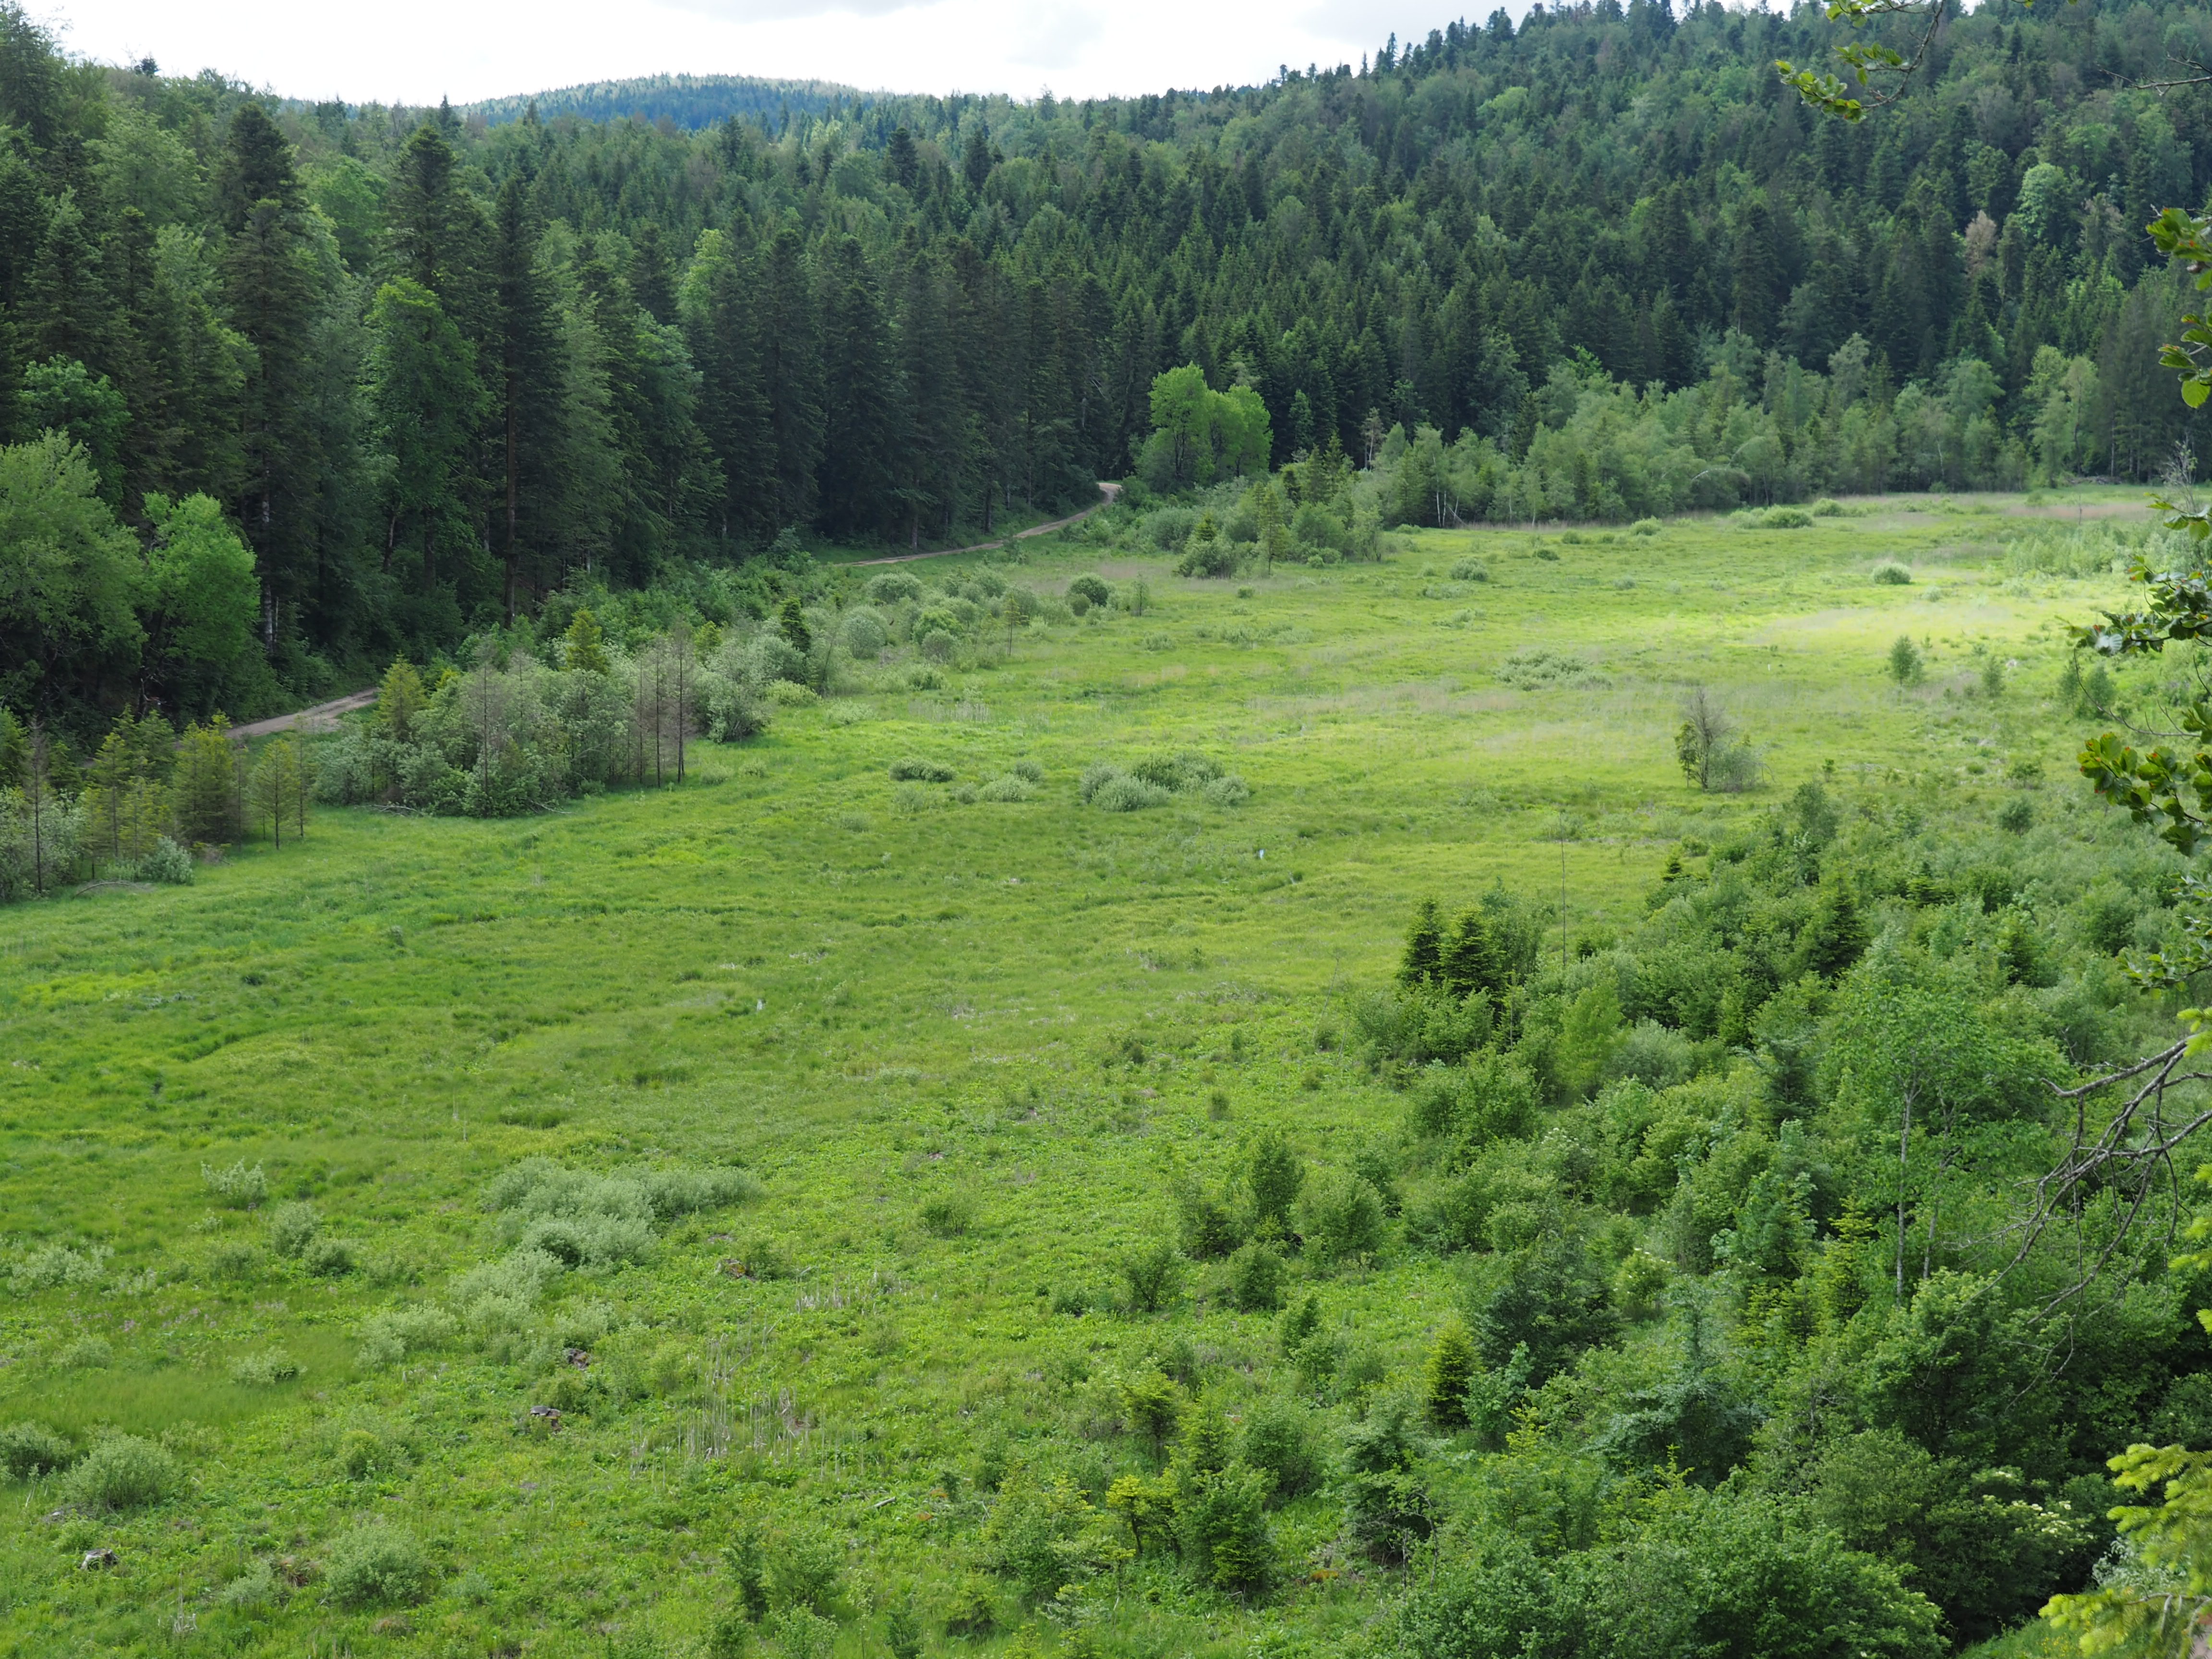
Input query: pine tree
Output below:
<box><xmin>1438</xmin><ymin>908</ymin><xmax>1500</xmax><ymax>1001</ymax></box>
<box><xmin>490</xmin><ymin>176</ymin><xmax>561</xmax><ymax>619</ymax></box>
<box><xmin>815</xmin><ymin>234</ymin><xmax>897</xmax><ymax>538</ymax></box>
<box><xmin>760</xmin><ymin>228</ymin><xmax>822</xmax><ymax>528</ymax></box>
<box><xmin>679</xmin><ymin>227</ymin><xmax>776</xmax><ymax>548</ymax></box>
<box><xmin>1424</xmin><ymin>1321</ymin><xmax>1478</xmax><ymax>1428</ymax></box>
<box><xmin>173</xmin><ymin>716</ymin><xmax>241</xmax><ymax>846</ymax></box>
<box><xmin>217</xmin><ymin>103</ymin><xmax>320</xmax><ymax>650</ymax></box>
<box><xmin>1398</xmin><ymin>899</ymin><xmax>1443</xmax><ymax>987</ymax></box>
<box><xmin>366</xmin><ymin>277</ymin><xmax>486</xmax><ymax>594</ymax></box>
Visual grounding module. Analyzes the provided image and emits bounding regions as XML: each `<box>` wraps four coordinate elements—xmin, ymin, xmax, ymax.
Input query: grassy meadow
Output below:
<box><xmin>0</xmin><ymin>489</ymin><xmax>2159</xmax><ymax>1657</ymax></box>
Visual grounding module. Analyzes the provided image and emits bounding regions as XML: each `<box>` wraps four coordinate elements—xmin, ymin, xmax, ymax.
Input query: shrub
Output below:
<box><xmin>1143</xmin><ymin>506</ymin><xmax>1198</xmax><ymax>551</ymax></box>
<box><xmin>840</xmin><ymin>607</ymin><xmax>888</xmax><ymax>657</ymax></box>
<box><xmin>918</xmin><ymin>629</ymin><xmax>956</xmax><ymax>661</ymax></box>
<box><xmin>864</xmin><ymin>570</ymin><xmax>923</xmax><ymax>605</ymax></box>
<box><xmin>1228</xmin><ymin>1243</ymin><xmax>1286</xmax><ymax>1312</ymax></box>
<box><xmin>355</xmin><ymin>1305</ymin><xmax>458</xmax><ymax>1369</ymax></box>
<box><xmin>1760</xmin><ymin>507</ymin><xmax>1813</xmax><ymax>528</ymax></box>
<box><xmin>228</xmin><ymin>1348</ymin><xmax>303</xmax><ymax>1386</ymax></box>
<box><xmin>1241</xmin><ymin>1396</ymin><xmax>1323</xmax><ymax>1501</ymax></box>
<box><xmin>64</xmin><ymin>1435</ymin><xmax>182</xmax><ymax>1512</ymax></box>
<box><xmin>269</xmin><ymin>1201</ymin><xmax>321</xmax><ymax>1258</ymax></box>
<box><xmin>302</xmin><ymin>1235</ymin><xmax>359</xmax><ymax>1277</ymax></box>
<box><xmin>1069</xmin><ymin>575</ymin><xmax>1111</xmax><ymax>607</ymax></box>
<box><xmin>1092</xmin><ymin>771</ymin><xmax>1172</xmax><ymax>812</ymax></box>
<box><xmin>1011</xmin><ymin>758</ymin><xmax>1044</xmax><ymax>783</ymax></box>
<box><xmin>770</xmin><ymin>1609</ymin><xmax>839</xmax><ymax>1659</ymax></box>
<box><xmin>1121</xmin><ymin>1241</ymin><xmax>1185</xmax><ymax>1313</ymax></box>
<box><xmin>767</xmin><ymin>1527</ymin><xmax>844</xmax><ymax>1613</ymax></box>
<box><xmin>1997</xmin><ymin>797</ymin><xmax>2034</xmax><ymax>834</ymax></box>
<box><xmin>978</xmin><ymin>774</ymin><xmax>1034</xmax><ymax>802</ymax></box>
<box><xmin>889</xmin><ymin>756</ymin><xmax>954</xmax><ymax>783</ymax></box>
<box><xmin>1177</xmin><ymin>536</ymin><xmax>1239</xmax><ymax>577</ymax></box>
<box><xmin>1630</xmin><ymin>517</ymin><xmax>1662</xmax><ymax>536</ymax></box>
<box><xmin>1178</xmin><ymin>1462</ymin><xmax>1276</xmax><ymax>1592</ymax></box>
<box><xmin>11</xmin><ymin>1243</ymin><xmax>106</xmax><ymax>1291</ymax></box>
<box><xmin>57</xmin><ymin>1335</ymin><xmax>113</xmax><ymax>1369</ymax></box>
<box><xmin>943</xmin><ymin>1573</ymin><xmax>998</xmax><ymax>1635</ymax></box>
<box><xmin>0</xmin><ymin>1420</ymin><xmax>74</xmax><ymax>1478</ymax></box>
<box><xmin>1069</xmin><ymin>592</ymin><xmax>1091</xmax><ymax>617</ymax></box>
<box><xmin>220</xmin><ymin>1561</ymin><xmax>280</xmax><ymax>1610</ymax></box>
<box><xmin>767</xmin><ymin>680</ymin><xmax>815</xmax><ymax>706</ymax></box>
<box><xmin>1812</xmin><ymin>497</ymin><xmax>1845</xmax><ymax>516</ymax></box>
<box><xmin>1872</xmin><ymin>559</ymin><xmax>1913</xmax><ymax>584</ymax></box>
<box><xmin>202</xmin><ymin>1160</ymin><xmax>267</xmax><ymax>1210</ymax></box>
<box><xmin>1202</xmin><ymin>774</ymin><xmax>1250</xmax><ymax>807</ymax></box>
<box><xmin>136</xmin><ymin>836</ymin><xmax>193</xmax><ymax>884</ymax></box>
<box><xmin>1499</xmin><ymin>647</ymin><xmax>1607</xmax><ymax>690</ymax></box>
<box><xmin>1447</xmin><ymin>555</ymin><xmax>1491</xmax><ymax>580</ymax></box>
<box><xmin>1301</xmin><ymin>1172</ymin><xmax>1388</xmax><ymax>1268</ymax></box>
<box><xmin>919</xmin><ymin>1194</ymin><xmax>974</xmax><ymax>1238</ymax></box>
<box><xmin>325</xmin><ymin>1522</ymin><xmax>434</xmax><ymax>1607</ymax></box>
<box><xmin>201</xmin><ymin>1239</ymin><xmax>259</xmax><ymax>1280</ymax></box>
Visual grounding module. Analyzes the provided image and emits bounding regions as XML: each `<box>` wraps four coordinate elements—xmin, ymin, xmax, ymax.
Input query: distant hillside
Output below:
<box><xmin>467</xmin><ymin>72</ymin><xmax>865</xmax><ymax>131</ymax></box>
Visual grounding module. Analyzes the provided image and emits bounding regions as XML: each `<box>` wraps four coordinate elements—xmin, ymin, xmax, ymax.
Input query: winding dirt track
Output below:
<box><xmin>225</xmin><ymin>487</ymin><xmax>1122</xmax><ymax>737</ymax></box>
<box><xmin>225</xmin><ymin>686</ymin><xmax>378</xmax><ymax>741</ymax></box>
<box><xmin>851</xmin><ymin>481</ymin><xmax>1120</xmax><ymax>566</ymax></box>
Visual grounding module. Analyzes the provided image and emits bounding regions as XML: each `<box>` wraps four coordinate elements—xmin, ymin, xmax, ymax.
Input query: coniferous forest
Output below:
<box><xmin>1</xmin><ymin>0</ymin><xmax>2210</xmax><ymax>736</ymax></box>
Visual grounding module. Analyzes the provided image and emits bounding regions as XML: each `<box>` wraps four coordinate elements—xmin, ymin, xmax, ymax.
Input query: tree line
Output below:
<box><xmin>0</xmin><ymin>0</ymin><xmax>2206</xmax><ymax>735</ymax></box>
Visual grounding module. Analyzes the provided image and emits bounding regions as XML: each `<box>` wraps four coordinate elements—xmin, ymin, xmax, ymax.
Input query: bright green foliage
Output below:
<box><xmin>1888</xmin><ymin>635</ymin><xmax>1924</xmax><ymax>687</ymax></box>
<box><xmin>18</xmin><ymin>357</ymin><xmax>128</xmax><ymax>503</ymax></box>
<box><xmin>1426</xmin><ymin>1321</ymin><xmax>1479</xmax><ymax>1428</ymax></box>
<box><xmin>562</xmin><ymin>609</ymin><xmax>610</xmax><ymax>674</ymax></box>
<box><xmin>63</xmin><ymin>1434</ymin><xmax>181</xmax><ymax>1512</ymax></box>
<box><xmin>1138</xmin><ymin>366</ymin><xmax>1271</xmax><ymax>492</ymax></box>
<box><xmin>141</xmin><ymin>492</ymin><xmax>260</xmax><ymax>712</ymax></box>
<box><xmin>0</xmin><ymin>433</ymin><xmax>143</xmax><ymax>711</ymax></box>
<box><xmin>1247</xmin><ymin>1131</ymin><xmax>1304</xmax><ymax>1235</ymax></box>
<box><xmin>324</xmin><ymin>1522</ymin><xmax>434</xmax><ymax>1607</ymax></box>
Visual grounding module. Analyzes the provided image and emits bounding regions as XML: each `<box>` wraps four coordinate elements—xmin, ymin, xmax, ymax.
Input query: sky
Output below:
<box><xmin>39</xmin><ymin>0</ymin><xmax>1469</xmax><ymax>108</ymax></box>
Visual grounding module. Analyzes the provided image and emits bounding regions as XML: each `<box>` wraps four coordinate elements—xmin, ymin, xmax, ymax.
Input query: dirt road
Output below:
<box><xmin>227</xmin><ymin>687</ymin><xmax>377</xmax><ymax>741</ymax></box>
<box><xmin>852</xmin><ymin>481</ymin><xmax>1120</xmax><ymax>566</ymax></box>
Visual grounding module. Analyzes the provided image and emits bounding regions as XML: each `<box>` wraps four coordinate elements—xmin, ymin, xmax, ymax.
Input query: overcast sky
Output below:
<box><xmin>41</xmin><ymin>0</ymin><xmax>1470</xmax><ymax>108</ymax></box>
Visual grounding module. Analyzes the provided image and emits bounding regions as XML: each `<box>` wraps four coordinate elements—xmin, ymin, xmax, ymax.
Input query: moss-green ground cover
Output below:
<box><xmin>0</xmin><ymin>490</ymin><xmax>2151</xmax><ymax>1655</ymax></box>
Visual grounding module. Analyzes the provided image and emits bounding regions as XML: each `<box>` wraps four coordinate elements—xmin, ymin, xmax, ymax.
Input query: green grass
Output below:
<box><xmin>0</xmin><ymin>490</ymin><xmax>2146</xmax><ymax>1655</ymax></box>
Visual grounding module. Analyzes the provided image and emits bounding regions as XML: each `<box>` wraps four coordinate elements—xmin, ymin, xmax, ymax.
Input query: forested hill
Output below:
<box><xmin>466</xmin><ymin>74</ymin><xmax>860</xmax><ymax>132</ymax></box>
<box><xmin>2</xmin><ymin>0</ymin><xmax>2210</xmax><ymax>733</ymax></box>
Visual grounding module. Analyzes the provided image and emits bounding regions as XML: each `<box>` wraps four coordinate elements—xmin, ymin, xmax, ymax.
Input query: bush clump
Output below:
<box><xmin>228</xmin><ymin>1348</ymin><xmax>303</xmax><ymax>1386</ymax></box>
<box><xmin>864</xmin><ymin>570</ymin><xmax>924</xmax><ymax>606</ymax></box>
<box><xmin>1069</xmin><ymin>575</ymin><xmax>1111</xmax><ymax>608</ymax></box>
<box><xmin>268</xmin><ymin>1201</ymin><xmax>321</xmax><ymax>1258</ymax></box>
<box><xmin>64</xmin><ymin>1434</ymin><xmax>183</xmax><ymax>1512</ymax></box>
<box><xmin>1498</xmin><ymin>647</ymin><xmax>1608</xmax><ymax>690</ymax></box>
<box><xmin>355</xmin><ymin>1305</ymin><xmax>458</xmax><ymax>1370</ymax></box>
<box><xmin>134</xmin><ymin>836</ymin><xmax>194</xmax><ymax>884</ymax></box>
<box><xmin>978</xmin><ymin>775</ymin><xmax>1034</xmax><ymax>802</ymax></box>
<box><xmin>889</xmin><ymin>757</ymin><xmax>955</xmax><ymax>783</ymax></box>
<box><xmin>1447</xmin><ymin>555</ymin><xmax>1490</xmax><ymax>581</ymax></box>
<box><xmin>1080</xmin><ymin>751</ymin><xmax>1249</xmax><ymax>812</ymax></box>
<box><xmin>0</xmin><ymin>1420</ymin><xmax>75</xmax><ymax>1478</ymax></box>
<box><xmin>10</xmin><ymin>1243</ymin><xmax>107</xmax><ymax>1292</ymax></box>
<box><xmin>202</xmin><ymin>1161</ymin><xmax>268</xmax><ymax>1210</ymax></box>
<box><xmin>324</xmin><ymin>1522</ymin><xmax>435</xmax><ymax>1607</ymax></box>
<box><xmin>302</xmin><ymin>1236</ymin><xmax>360</xmax><ymax>1277</ymax></box>
<box><xmin>1630</xmin><ymin>517</ymin><xmax>1662</xmax><ymax>536</ymax></box>
<box><xmin>1872</xmin><ymin>559</ymin><xmax>1913</xmax><ymax>585</ymax></box>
